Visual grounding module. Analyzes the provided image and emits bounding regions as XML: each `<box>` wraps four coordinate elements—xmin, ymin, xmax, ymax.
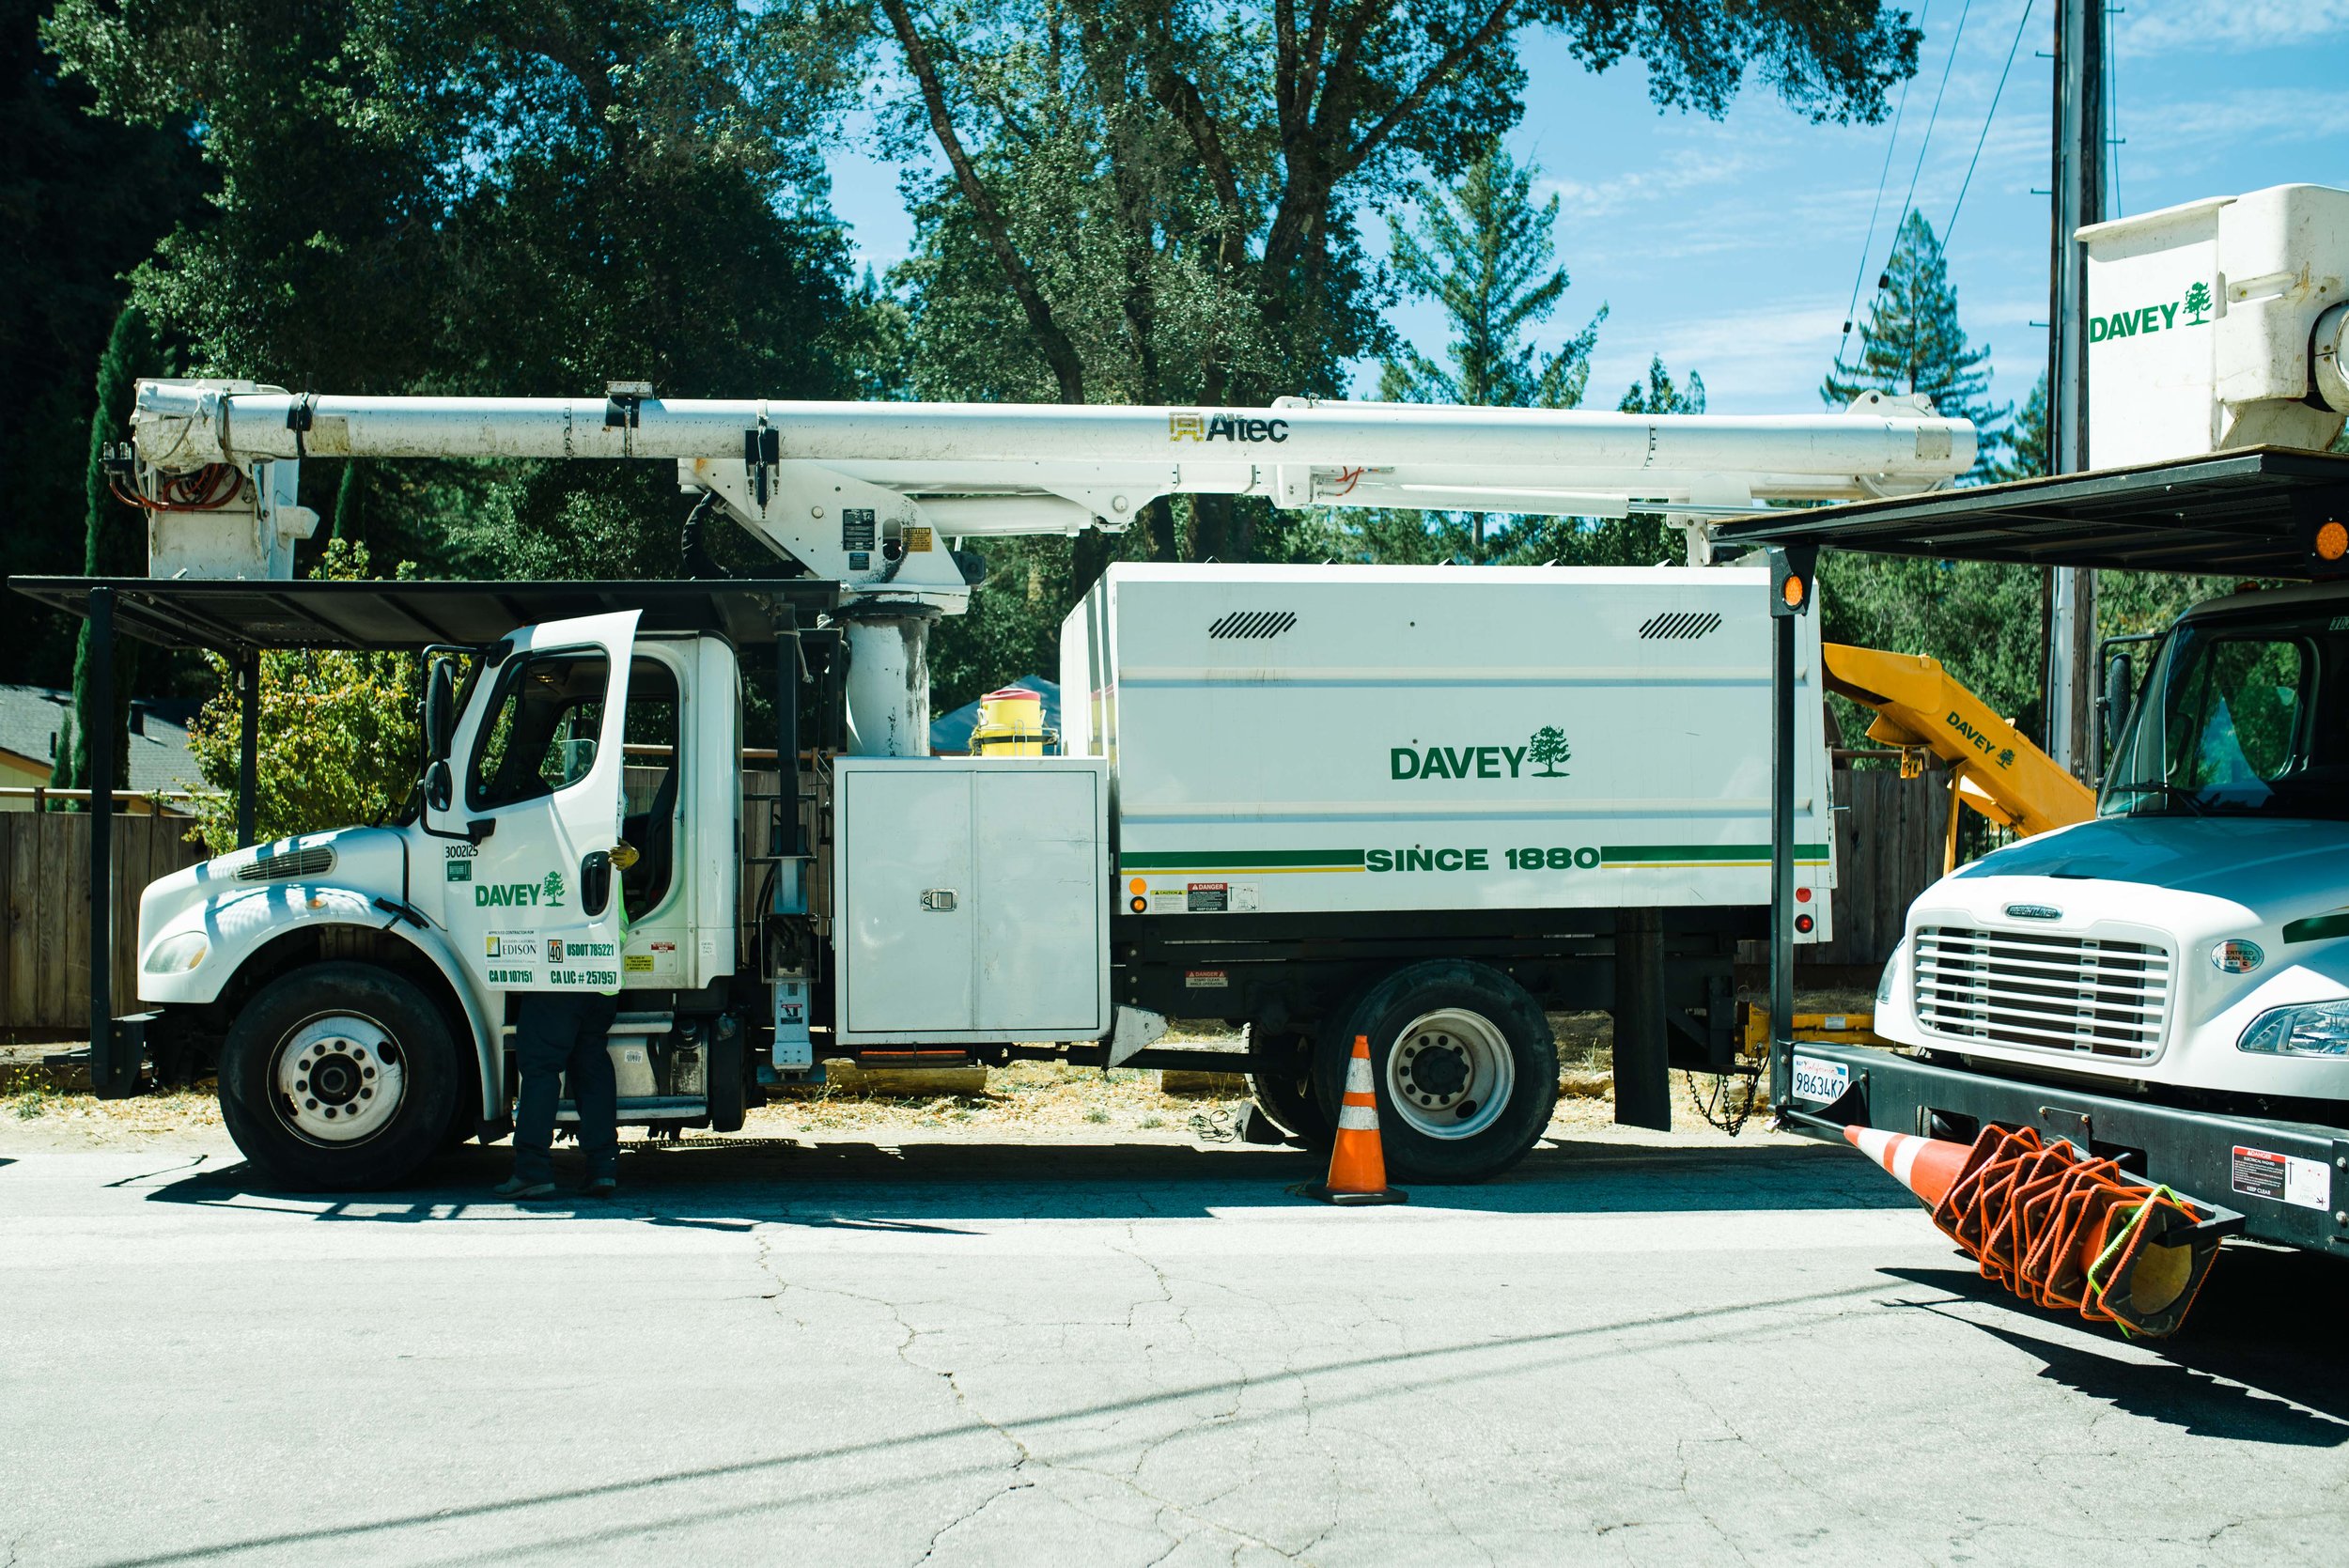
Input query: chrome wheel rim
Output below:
<box><xmin>273</xmin><ymin>1012</ymin><xmax>406</xmax><ymax>1145</ymax></box>
<box><xmin>1385</xmin><ymin>1008</ymin><xmax>1514</xmax><ymax>1140</ymax></box>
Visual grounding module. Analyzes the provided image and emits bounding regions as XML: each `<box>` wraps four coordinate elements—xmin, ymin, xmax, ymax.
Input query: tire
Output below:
<box><xmin>218</xmin><ymin>961</ymin><xmax>462</xmax><ymax>1190</ymax></box>
<box><xmin>1315</xmin><ymin>960</ymin><xmax>1557</xmax><ymax>1184</ymax></box>
<box><xmin>1247</xmin><ymin>1026</ymin><xmax>1332</xmax><ymax>1144</ymax></box>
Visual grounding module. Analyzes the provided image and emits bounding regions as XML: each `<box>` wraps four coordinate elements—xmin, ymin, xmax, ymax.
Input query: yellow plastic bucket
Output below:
<box><xmin>971</xmin><ymin>687</ymin><xmax>1048</xmax><ymax>755</ymax></box>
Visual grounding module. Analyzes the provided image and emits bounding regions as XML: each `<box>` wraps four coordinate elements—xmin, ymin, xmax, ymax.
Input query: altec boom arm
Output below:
<box><xmin>127</xmin><ymin>380</ymin><xmax>1974</xmax><ymax>594</ymax></box>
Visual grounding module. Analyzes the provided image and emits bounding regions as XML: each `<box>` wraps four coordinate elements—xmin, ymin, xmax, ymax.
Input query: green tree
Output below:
<box><xmin>1378</xmin><ymin>148</ymin><xmax>1603</xmax><ymax>411</ymax></box>
<box><xmin>1376</xmin><ymin>146</ymin><xmax>1603</xmax><ymax>555</ymax></box>
<box><xmin>183</xmin><ymin>542</ymin><xmax>425</xmax><ymax>853</ymax></box>
<box><xmin>1528</xmin><ymin>724</ymin><xmax>1571</xmax><ymax>776</ymax></box>
<box><xmin>1997</xmin><ymin>371</ymin><xmax>2049</xmax><ymax>482</ymax></box>
<box><xmin>43</xmin><ymin>0</ymin><xmax>876</xmax><ymax>582</ymax></box>
<box><xmin>53</xmin><ymin>303</ymin><xmax>156</xmax><ymax>804</ymax></box>
<box><xmin>881</xmin><ymin>0</ymin><xmax>1921</xmax><ymax>580</ymax></box>
<box><xmin>1823</xmin><ymin>210</ymin><xmax>2010</xmax><ymax>475</ymax></box>
<box><xmin>0</xmin><ymin>0</ymin><xmax>202</xmax><ymax>687</ymax></box>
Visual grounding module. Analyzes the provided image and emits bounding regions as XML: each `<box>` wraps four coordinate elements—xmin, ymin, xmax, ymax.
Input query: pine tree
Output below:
<box><xmin>1824</xmin><ymin>210</ymin><xmax>2010</xmax><ymax>476</ymax></box>
<box><xmin>1996</xmin><ymin>372</ymin><xmax>2049</xmax><ymax>481</ymax></box>
<box><xmin>1618</xmin><ymin>355</ymin><xmax>1707</xmax><ymax>417</ymax></box>
<box><xmin>1378</xmin><ymin>148</ymin><xmax>1606</xmax><ymax>412</ymax></box>
<box><xmin>56</xmin><ymin>303</ymin><xmax>153</xmax><ymax>805</ymax></box>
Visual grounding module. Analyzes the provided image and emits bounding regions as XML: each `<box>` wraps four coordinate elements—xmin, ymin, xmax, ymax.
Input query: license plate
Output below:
<box><xmin>1792</xmin><ymin>1054</ymin><xmax>1849</xmax><ymax>1105</ymax></box>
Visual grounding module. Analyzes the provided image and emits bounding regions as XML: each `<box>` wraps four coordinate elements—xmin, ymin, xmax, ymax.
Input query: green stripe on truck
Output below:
<box><xmin>1120</xmin><ymin>849</ymin><xmax>1367</xmax><ymax>869</ymax></box>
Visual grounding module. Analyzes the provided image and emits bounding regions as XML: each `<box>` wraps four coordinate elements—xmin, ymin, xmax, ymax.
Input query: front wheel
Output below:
<box><xmin>218</xmin><ymin>961</ymin><xmax>462</xmax><ymax>1190</ymax></box>
<box><xmin>1316</xmin><ymin>961</ymin><xmax>1557</xmax><ymax>1184</ymax></box>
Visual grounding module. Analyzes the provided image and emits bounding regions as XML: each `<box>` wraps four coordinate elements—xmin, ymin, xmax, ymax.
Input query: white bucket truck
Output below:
<box><xmin>1739</xmin><ymin>185</ymin><xmax>2349</xmax><ymax>1252</ymax></box>
<box><xmin>39</xmin><ymin>386</ymin><xmax>1973</xmax><ymax>1188</ymax></box>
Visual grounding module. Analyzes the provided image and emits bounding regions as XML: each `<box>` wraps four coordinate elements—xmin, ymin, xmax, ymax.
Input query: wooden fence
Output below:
<box><xmin>3</xmin><ymin>766</ymin><xmax>1952</xmax><ymax>1032</ymax></box>
<box><xmin>1806</xmin><ymin>767</ymin><xmax>1955</xmax><ymax>969</ymax></box>
<box><xmin>1</xmin><ymin>814</ymin><xmax>208</xmax><ymax>1034</ymax></box>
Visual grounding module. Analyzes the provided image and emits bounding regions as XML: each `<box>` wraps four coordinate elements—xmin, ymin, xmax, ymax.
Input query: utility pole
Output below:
<box><xmin>2046</xmin><ymin>0</ymin><xmax>2104</xmax><ymax>775</ymax></box>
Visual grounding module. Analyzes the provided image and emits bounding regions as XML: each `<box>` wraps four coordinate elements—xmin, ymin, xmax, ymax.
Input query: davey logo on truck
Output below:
<box><xmin>1390</xmin><ymin>726</ymin><xmax>1570</xmax><ymax>781</ymax></box>
<box><xmin>2088</xmin><ymin>280</ymin><xmax>2215</xmax><ymax>343</ymax></box>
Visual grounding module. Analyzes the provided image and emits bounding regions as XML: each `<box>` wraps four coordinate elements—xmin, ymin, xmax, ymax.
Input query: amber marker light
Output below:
<box><xmin>2318</xmin><ymin>520</ymin><xmax>2348</xmax><ymax>562</ymax></box>
<box><xmin>1129</xmin><ymin>896</ymin><xmax>1147</xmax><ymax>913</ymax></box>
<box><xmin>1781</xmin><ymin>573</ymin><xmax>1807</xmax><ymax>610</ymax></box>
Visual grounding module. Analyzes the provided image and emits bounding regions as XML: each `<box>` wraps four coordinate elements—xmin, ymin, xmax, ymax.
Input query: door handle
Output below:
<box><xmin>581</xmin><ymin>850</ymin><xmax>613</xmax><ymax>917</ymax></box>
<box><xmin>921</xmin><ymin>889</ymin><xmax>958</xmax><ymax>912</ymax></box>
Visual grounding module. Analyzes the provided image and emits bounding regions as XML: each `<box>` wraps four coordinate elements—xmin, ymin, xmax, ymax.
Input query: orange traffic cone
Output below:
<box><xmin>1301</xmin><ymin>1035</ymin><xmax>1408</xmax><ymax>1205</ymax></box>
<box><xmin>1843</xmin><ymin>1124</ymin><xmax>1971</xmax><ymax>1208</ymax></box>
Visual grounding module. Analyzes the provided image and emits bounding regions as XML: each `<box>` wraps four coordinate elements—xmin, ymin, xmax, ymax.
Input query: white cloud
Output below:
<box><xmin>2120</xmin><ymin>0</ymin><xmax>2349</xmax><ymax>56</ymax></box>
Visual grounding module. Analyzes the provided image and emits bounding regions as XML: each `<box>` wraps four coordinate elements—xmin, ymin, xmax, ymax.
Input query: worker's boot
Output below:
<box><xmin>493</xmin><ymin>1174</ymin><xmax>558</xmax><ymax>1199</ymax></box>
<box><xmin>582</xmin><ymin>1174</ymin><xmax>618</xmax><ymax>1199</ymax></box>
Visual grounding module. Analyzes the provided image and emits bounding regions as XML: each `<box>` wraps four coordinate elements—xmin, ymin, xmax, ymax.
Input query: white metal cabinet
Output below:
<box><xmin>835</xmin><ymin>758</ymin><xmax>1110</xmax><ymax>1045</ymax></box>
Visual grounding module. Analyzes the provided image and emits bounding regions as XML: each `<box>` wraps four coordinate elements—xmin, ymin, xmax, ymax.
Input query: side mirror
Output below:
<box><xmin>2102</xmin><ymin>652</ymin><xmax>2136</xmax><ymax>756</ymax></box>
<box><xmin>425</xmin><ymin>758</ymin><xmax>453</xmax><ymax>814</ymax></box>
<box><xmin>425</xmin><ymin>659</ymin><xmax>458</xmax><ymax>761</ymax></box>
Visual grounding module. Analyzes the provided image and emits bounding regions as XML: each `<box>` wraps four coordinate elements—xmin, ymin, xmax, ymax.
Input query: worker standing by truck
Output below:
<box><xmin>496</xmin><ymin>842</ymin><xmax>637</xmax><ymax>1200</ymax></box>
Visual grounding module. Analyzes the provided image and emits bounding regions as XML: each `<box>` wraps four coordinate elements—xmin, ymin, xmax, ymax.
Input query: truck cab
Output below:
<box><xmin>1871</xmin><ymin>580</ymin><xmax>2349</xmax><ymax>1118</ymax></box>
<box><xmin>133</xmin><ymin>611</ymin><xmax>760</xmax><ymax>1186</ymax></box>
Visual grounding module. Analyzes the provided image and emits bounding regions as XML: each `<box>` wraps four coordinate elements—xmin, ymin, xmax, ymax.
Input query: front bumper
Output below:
<box><xmin>1776</xmin><ymin>1043</ymin><xmax>2343</xmax><ymax>1252</ymax></box>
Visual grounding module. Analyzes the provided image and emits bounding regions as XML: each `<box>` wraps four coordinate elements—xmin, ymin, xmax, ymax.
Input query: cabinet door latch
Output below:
<box><xmin>921</xmin><ymin>888</ymin><xmax>958</xmax><ymax>912</ymax></box>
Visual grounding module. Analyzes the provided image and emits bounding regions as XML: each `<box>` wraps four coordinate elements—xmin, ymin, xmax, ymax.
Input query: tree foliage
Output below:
<box><xmin>41</xmin><ymin>0</ymin><xmax>879</xmax><ymax>581</ymax></box>
<box><xmin>880</xmin><ymin>0</ymin><xmax>1919</xmax><ymax>579</ymax></box>
<box><xmin>54</xmin><ymin>303</ymin><xmax>155</xmax><ymax>800</ymax></box>
<box><xmin>183</xmin><ymin>542</ymin><xmax>424</xmax><ymax>853</ymax></box>
<box><xmin>1</xmin><ymin>0</ymin><xmax>202</xmax><ymax>687</ymax></box>
<box><xmin>1379</xmin><ymin>147</ymin><xmax>1601</xmax><ymax>411</ymax></box>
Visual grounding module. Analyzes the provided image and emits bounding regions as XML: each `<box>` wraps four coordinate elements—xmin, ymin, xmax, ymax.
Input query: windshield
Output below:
<box><xmin>2100</xmin><ymin>610</ymin><xmax>2349</xmax><ymax>821</ymax></box>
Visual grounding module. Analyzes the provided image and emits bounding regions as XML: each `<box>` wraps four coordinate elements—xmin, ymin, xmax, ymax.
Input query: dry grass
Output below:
<box><xmin>1</xmin><ymin>998</ymin><xmax>1841</xmax><ymax>1150</ymax></box>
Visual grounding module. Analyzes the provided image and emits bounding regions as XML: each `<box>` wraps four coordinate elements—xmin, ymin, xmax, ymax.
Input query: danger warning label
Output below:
<box><xmin>2231</xmin><ymin>1145</ymin><xmax>2331</xmax><ymax>1211</ymax></box>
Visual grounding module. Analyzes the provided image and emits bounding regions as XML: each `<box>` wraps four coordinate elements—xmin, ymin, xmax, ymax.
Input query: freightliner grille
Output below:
<box><xmin>1911</xmin><ymin>924</ymin><xmax>2171</xmax><ymax>1060</ymax></box>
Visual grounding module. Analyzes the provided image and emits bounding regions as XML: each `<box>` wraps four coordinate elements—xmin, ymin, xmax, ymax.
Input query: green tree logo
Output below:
<box><xmin>1528</xmin><ymin>725</ymin><xmax>1572</xmax><ymax>777</ymax></box>
<box><xmin>540</xmin><ymin>870</ymin><xmax>567</xmax><ymax>908</ymax></box>
<box><xmin>2183</xmin><ymin>282</ymin><xmax>2213</xmax><ymax>326</ymax></box>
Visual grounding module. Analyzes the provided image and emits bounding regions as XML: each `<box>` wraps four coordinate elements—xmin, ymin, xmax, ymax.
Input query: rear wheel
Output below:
<box><xmin>1247</xmin><ymin>1027</ymin><xmax>1331</xmax><ymax>1144</ymax></box>
<box><xmin>218</xmin><ymin>962</ymin><xmax>461</xmax><ymax>1190</ymax></box>
<box><xmin>1316</xmin><ymin>961</ymin><xmax>1557</xmax><ymax>1183</ymax></box>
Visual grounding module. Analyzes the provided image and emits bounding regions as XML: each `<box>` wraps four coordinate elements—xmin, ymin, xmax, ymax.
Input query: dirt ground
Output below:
<box><xmin>0</xmin><ymin>1004</ymin><xmax>1879</xmax><ymax>1157</ymax></box>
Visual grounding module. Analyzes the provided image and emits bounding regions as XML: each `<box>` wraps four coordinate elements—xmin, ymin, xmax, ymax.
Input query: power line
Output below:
<box><xmin>1893</xmin><ymin>0</ymin><xmax>1976</xmax><ymax>240</ymax></box>
<box><xmin>1945</xmin><ymin>0</ymin><xmax>2034</xmax><ymax>245</ymax></box>
<box><xmin>1838</xmin><ymin>0</ymin><xmax>1935</xmax><ymax>362</ymax></box>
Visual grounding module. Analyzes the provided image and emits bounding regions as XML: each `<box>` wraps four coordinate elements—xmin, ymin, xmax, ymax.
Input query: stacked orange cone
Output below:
<box><xmin>1844</xmin><ymin>1122</ymin><xmax>2222</xmax><ymax>1339</ymax></box>
<box><xmin>1301</xmin><ymin>1035</ymin><xmax>1408</xmax><ymax>1206</ymax></box>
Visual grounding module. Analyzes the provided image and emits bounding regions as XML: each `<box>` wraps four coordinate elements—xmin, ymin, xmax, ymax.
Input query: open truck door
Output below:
<box><xmin>428</xmin><ymin>611</ymin><xmax>640</xmax><ymax>993</ymax></box>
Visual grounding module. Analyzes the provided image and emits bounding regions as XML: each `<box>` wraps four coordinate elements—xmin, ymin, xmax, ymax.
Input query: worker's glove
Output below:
<box><xmin>610</xmin><ymin>841</ymin><xmax>640</xmax><ymax>870</ymax></box>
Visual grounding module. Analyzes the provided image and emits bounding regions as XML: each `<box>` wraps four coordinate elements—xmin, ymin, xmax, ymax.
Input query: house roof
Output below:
<box><xmin>0</xmin><ymin>684</ymin><xmax>202</xmax><ymax>794</ymax></box>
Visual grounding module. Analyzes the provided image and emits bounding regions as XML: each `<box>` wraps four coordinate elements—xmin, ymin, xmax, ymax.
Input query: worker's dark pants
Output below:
<box><xmin>511</xmin><ymin>990</ymin><xmax>622</xmax><ymax>1185</ymax></box>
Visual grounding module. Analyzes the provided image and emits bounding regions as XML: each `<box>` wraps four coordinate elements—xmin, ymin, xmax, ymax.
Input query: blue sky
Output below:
<box><xmin>824</xmin><ymin>1</ymin><xmax>2349</xmax><ymax>421</ymax></box>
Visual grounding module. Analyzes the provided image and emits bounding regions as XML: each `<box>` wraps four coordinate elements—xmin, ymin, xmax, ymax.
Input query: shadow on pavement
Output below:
<box><xmin>1885</xmin><ymin>1252</ymin><xmax>2349</xmax><ymax>1446</ymax></box>
<box><xmin>139</xmin><ymin>1131</ymin><xmax>1911</xmax><ymax>1226</ymax></box>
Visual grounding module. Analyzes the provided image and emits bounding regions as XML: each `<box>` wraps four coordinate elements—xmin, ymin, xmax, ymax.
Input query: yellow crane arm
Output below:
<box><xmin>1822</xmin><ymin>644</ymin><xmax>2096</xmax><ymax>867</ymax></box>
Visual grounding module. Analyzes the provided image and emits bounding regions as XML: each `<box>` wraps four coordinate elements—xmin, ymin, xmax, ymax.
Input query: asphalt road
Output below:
<box><xmin>2</xmin><ymin>1132</ymin><xmax>2344</xmax><ymax>1566</ymax></box>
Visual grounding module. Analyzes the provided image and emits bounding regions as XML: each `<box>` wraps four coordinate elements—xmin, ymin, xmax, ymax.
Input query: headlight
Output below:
<box><xmin>2237</xmin><ymin>1001</ymin><xmax>2349</xmax><ymax>1057</ymax></box>
<box><xmin>144</xmin><ymin>932</ymin><xmax>209</xmax><ymax>974</ymax></box>
<box><xmin>1875</xmin><ymin>940</ymin><xmax>1904</xmax><ymax>1009</ymax></box>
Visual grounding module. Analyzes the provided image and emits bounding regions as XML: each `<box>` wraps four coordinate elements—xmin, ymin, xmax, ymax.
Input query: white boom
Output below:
<box><xmin>123</xmin><ymin>379</ymin><xmax>1975</xmax><ymax>753</ymax></box>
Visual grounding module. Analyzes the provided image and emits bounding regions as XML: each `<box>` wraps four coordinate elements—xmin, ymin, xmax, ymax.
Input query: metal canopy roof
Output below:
<box><xmin>1711</xmin><ymin>447</ymin><xmax>2349</xmax><ymax>579</ymax></box>
<box><xmin>6</xmin><ymin>576</ymin><xmax>839</xmax><ymax>654</ymax></box>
